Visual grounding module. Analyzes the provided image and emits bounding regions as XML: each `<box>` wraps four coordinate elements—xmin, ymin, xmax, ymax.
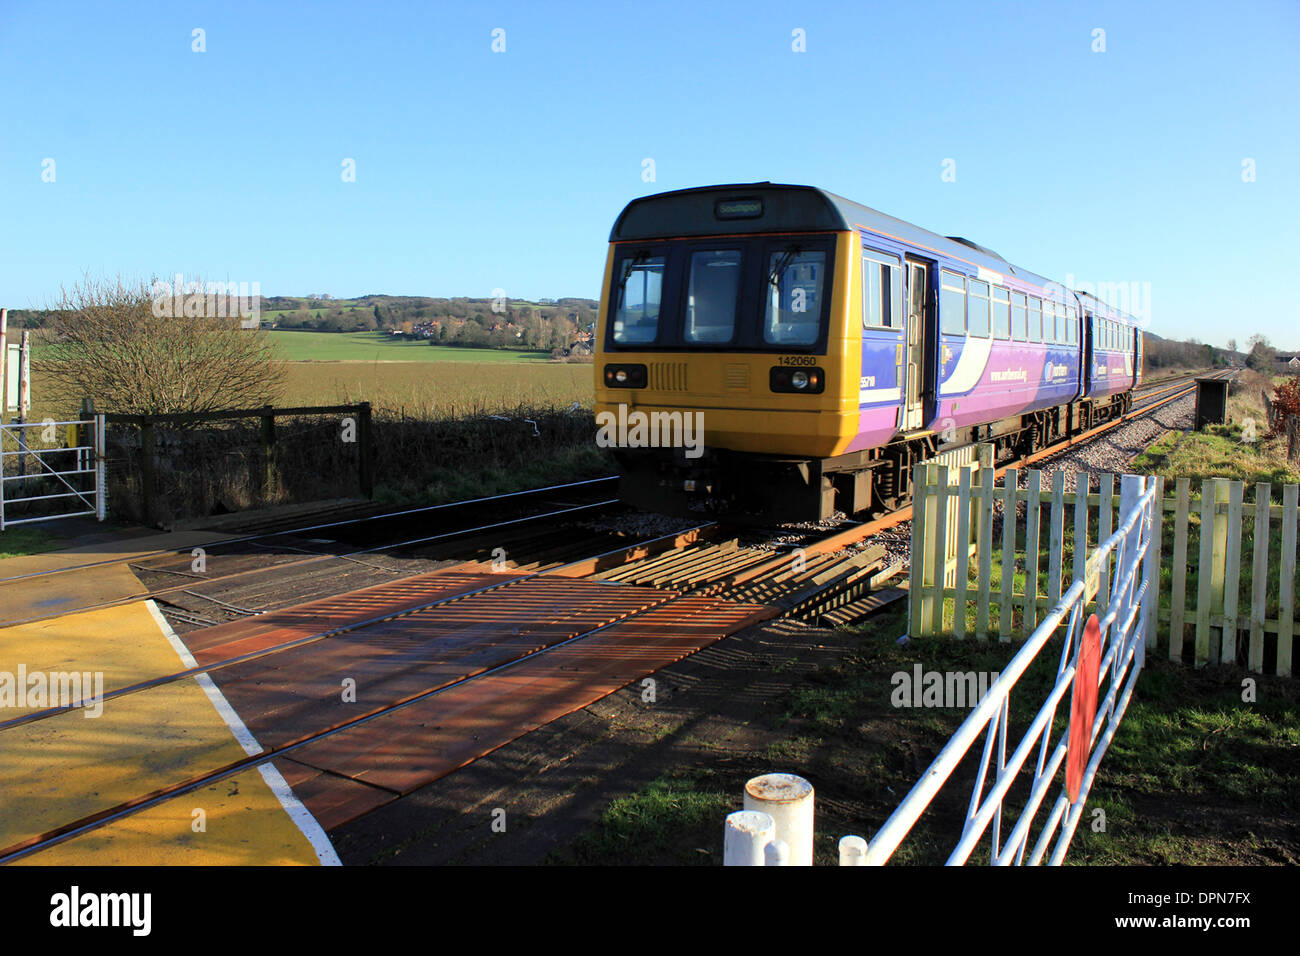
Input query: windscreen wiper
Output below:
<box><xmin>768</xmin><ymin>245</ymin><xmax>800</xmax><ymax>289</ymax></box>
<box><xmin>618</xmin><ymin>251</ymin><xmax>650</xmax><ymax>291</ymax></box>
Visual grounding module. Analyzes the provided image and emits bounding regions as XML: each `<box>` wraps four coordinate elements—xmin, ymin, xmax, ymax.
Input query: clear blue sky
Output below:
<box><xmin>2</xmin><ymin>0</ymin><xmax>1297</xmax><ymax>350</ymax></box>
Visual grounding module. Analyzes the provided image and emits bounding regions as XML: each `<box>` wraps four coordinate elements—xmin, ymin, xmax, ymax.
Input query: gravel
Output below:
<box><xmin>1017</xmin><ymin>393</ymin><xmax>1193</xmax><ymax>492</ymax></box>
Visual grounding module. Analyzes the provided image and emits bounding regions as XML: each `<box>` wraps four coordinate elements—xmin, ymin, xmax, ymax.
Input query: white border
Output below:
<box><xmin>145</xmin><ymin>600</ymin><xmax>341</xmax><ymax>866</ymax></box>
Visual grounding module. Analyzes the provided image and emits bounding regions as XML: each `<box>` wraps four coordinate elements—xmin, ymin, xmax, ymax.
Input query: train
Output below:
<box><xmin>593</xmin><ymin>182</ymin><xmax>1143</xmax><ymax>522</ymax></box>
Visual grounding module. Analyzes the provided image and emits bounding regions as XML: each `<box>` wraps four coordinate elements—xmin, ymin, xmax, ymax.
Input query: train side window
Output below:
<box><xmin>1011</xmin><ymin>292</ymin><xmax>1027</xmax><ymax>341</ymax></box>
<box><xmin>940</xmin><ymin>270</ymin><xmax>966</xmax><ymax>335</ymax></box>
<box><xmin>1066</xmin><ymin>307</ymin><xmax>1077</xmax><ymax>345</ymax></box>
<box><xmin>684</xmin><ymin>249</ymin><xmax>741</xmax><ymax>344</ymax></box>
<box><xmin>967</xmin><ymin>279</ymin><xmax>990</xmax><ymax>337</ymax></box>
<box><xmin>1028</xmin><ymin>297</ymin><xmax>1042</xmax><ymax>343</ymax></box>
<box><xmin>763</xmin><ymin>248</ymin><xmax>825</xmax><ymax>346</ymax></box>
<box><xmin>1042</xmin><ymin>301</ymin><xmax>1055</xmax><ymax>343</ymax></box>
<box><xmin>612</xmin><ymin>253</ymin><xmax>666</xmax><ymax>345</ymax></box>
<box><xmin>862</xmin><ymin>250</ymin><xmax>902</xmax><ymax>329</ymax></box>
<box><xmin>993</xmin><ymin>287</ymin><xmax>1011</xmax><ymax>339</ymax></box>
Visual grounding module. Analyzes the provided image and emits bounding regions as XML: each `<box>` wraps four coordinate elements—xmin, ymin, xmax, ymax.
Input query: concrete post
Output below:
<box><xmin>839</xmin><ymin>835</ymin><xmax>869</xmax><ymax>865</ymax></box>
<box><xmin>744</xmin><ymin>773</ymin><xmax>815</xmax><ymax>866</ymax></box>
<box><xmin>764</xmin><ymin>840</ymin><xmax>790</xmax><ymax>866</ymax></box>
<box><xmin>724</xmin><ymin>810</ymin><xmax>775</xmax><ymax>866</ymax></box>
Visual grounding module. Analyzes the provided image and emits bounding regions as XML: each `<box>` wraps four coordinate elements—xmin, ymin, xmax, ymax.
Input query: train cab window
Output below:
<box><xmin>684</xmin><ymin>249</ymin><xmax>741</xmax><ymax>344</ymax></box>
<box><xmin>612</xmin><ymin>253</ymin><xmax>666</xmax><ymax>345</ymax></box>
<box><xmin>993</xmin><ymin>287</ymin><xmax>1011</xmax><ymax>339</ymax></box>
<box><xmin>763</xmin><ymin>248</ymin><xmax>825</xmax><ymax>346</ymax></box>
<box><xmin>862</xmin><ymin>250</ymin><xmax>902</xmax><ymax>329</ymax></box>
<box><xmin>967</xmin><ymin>279</ymin><xmax>990</xmax><ymax>337</ymax></box>
<box><xmin>1011</xmin><ymin>292</ymin><xmax>1027</xmax><ymax>341</ymax></box>
<box><xmin>940</xmin><ymin>270</ymin><xmax>966</xmax><ymax>335</ymax></box>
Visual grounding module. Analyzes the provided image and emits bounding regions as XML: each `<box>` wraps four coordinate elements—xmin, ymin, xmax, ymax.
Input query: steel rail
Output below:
<box><xmin>0</xmin><ymin>475</ymin><xmax>620</xmax><ymax>584</ymax></box>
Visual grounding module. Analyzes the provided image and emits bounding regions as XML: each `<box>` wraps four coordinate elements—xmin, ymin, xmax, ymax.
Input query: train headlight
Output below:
<box><xmin>769</xmin><ymin>365</ymin><xmax>825</xmax><ymax>393</ymax></box>
<box><xmin>603</xmin><ymin>364</ymin><xmax>647</xmax><ymax>388</ymax></box>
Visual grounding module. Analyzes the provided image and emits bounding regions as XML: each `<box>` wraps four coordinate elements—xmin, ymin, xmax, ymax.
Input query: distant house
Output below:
<box><xmin>1289</xmin><ymin>356</ymin><xmax>1300</xmax><ymax>370</ymax></box>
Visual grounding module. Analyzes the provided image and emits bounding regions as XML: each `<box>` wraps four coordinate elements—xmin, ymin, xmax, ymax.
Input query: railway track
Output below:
<box><xmin>0</xmin><ymin>477</ymin><xmax>628</xmax><ymax>628</ymax></box>
<box><xmin>1</xmin><ymin>371</ymin><xmax>1224</xmax><ymax>863</ymax></box>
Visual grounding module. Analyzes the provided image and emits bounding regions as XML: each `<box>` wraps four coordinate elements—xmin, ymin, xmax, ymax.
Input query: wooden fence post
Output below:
<box><xmin>1221</xmin><ymin>480</ymin><xmax>1245</xmax><ymax>663</ymax></box>
<box><xmin>999</xmin><ymin>467</ymin><xmax>1018</xmax><ymax>642</ymax></box>
<box><xmin>931</xmin><ymin>464</ymin><xmax>949</xmax><ymax>637</ymax></box>
<box><xmin>1278</xmin><ymin>485</ymin><xmax>1297</xmax><ymax>677</ymax></box>
<box><xmin>1143</xmin><ymin>476</ymin><xmax>1165</xmax><ymax>651</ymax></box>
<box><xmin>1248</xmin><ymin>484</ymin><xmax>1271</xmax><ymax>673</ymax></box>
<box><xmin>1022</xmin><ymin>470</ymin><xmax>1042</xmax><ymax>638</ymax></box>
<box><xmin>140</xmin><ymin>417</ymin><xmax>156</xmax><ymax>527</ymax></box>
<box><xmin>357</xmin><ymin>401</ymin><xmax>373</xmax><ymax>498</ymax></box>
<box><xmin>260</xmin><ymin>405</ymin><xmax>278</xmax><ymax>498</ymax></box>
<box><xmin>1169</xmin><ymin>477</ymin><xmax>1191</xmax><ymax>661</ymax></box>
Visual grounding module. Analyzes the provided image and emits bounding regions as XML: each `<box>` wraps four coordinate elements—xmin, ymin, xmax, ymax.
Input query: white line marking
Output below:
<box><xmin>257</xmin><ymin>762</ymin><xmax>342</xmax><ymax>866</ymax></box>
<box><xmin>145</xmin><ymin>600</ymin><xmax>341</xmax><ymax>865</ymax></box>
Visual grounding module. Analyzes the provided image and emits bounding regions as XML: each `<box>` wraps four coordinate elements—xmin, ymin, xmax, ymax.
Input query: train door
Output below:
<box><xmin>903</xmin><ymin>260</ymin><xmax>931</xmax><ymax>430</ymax></box>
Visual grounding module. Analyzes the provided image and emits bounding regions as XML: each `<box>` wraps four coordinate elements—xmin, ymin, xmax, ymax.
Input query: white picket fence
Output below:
<box><xmin>909</xmin><ymin>463</ymin><xmax>1299</xmax><ymax>675</ymax></box>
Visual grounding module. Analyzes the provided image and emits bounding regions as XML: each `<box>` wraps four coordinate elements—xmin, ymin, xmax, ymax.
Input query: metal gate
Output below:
<box><xmin>0</xmin><ymin>415</ymin><xmax>106</xmax><ymax>529</ymax></box>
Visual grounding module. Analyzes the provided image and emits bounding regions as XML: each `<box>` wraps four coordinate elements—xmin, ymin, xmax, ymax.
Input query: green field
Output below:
<box><xmin>276</xmin><ymin>360</ymin><xmax>593</xmax><ymax>416</ymax></box>
<box><xmin>267</xmin><ymin>330</ymin><xmax>552</xmax><ymax>363</ymax></box>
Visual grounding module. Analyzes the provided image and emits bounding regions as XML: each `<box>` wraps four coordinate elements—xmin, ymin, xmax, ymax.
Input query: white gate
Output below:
<box><xmin>721</xmin><ymin>473</ymin><xmax>1159</xmax><ymax>865</ymax></box>
<box><xmin>0</xmin><ymin>415</ymin><xmax>106</xmax><ymax>529</ymax></box>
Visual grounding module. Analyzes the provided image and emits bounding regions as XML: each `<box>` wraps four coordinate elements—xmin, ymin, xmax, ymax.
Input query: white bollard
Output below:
<box><xmin>839</xmin><ymin>835</ymin><xmax>869</xmax><ymax>866</ymax></box>
<box><xmin>764</xmin><ymin>839</ymin><xmax>790</xmax><ymax>866</ymax></box>
<box><xmin>724</xmin><ymin>810</ymin><xmax>775</xmax><ymax>866</ymax></box>
<box><xmin>744</xmin><ymin>773</ymin><xmax>815</xmax><ymax>866</ymax></box>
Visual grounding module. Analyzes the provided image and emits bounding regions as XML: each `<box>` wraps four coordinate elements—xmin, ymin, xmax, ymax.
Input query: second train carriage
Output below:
<box><xmin>594</xmin><ymin>183</ymin><xmax>1143</xmax><ymax>522</ymax></box>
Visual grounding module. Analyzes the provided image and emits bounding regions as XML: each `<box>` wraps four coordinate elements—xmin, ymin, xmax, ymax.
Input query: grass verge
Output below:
<box><xmin>557</xmin><ymin>608</ymin><xmax>1298</xmax><ymax>865</ymax></box>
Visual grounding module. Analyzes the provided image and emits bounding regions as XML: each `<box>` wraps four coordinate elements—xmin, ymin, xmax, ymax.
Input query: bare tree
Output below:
<box><xmin>41</xmin><ymin>274</ymin><xmax>287</xmax><ymax>415</ymax></box>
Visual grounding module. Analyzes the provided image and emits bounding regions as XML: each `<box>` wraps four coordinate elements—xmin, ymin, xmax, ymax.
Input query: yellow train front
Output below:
<box><xmin>593</xmin><ymin>183</ymin><xmax>874</xmax><ymax>522</ymax></box>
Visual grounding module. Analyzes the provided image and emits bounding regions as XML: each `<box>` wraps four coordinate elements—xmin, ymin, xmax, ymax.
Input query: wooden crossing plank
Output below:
<box><xmin>284</xmin><ymin>596</ymin><xmax>776</xmax><ymax>796</ymax></box>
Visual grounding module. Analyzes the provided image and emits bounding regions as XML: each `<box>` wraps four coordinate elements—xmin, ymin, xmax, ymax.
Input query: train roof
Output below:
<box><xmin>611</xmin><ymin>182</ymin><xmax>1067</xmax><ymax>294</ymax></box>
<box><xmin>1072</xmin><ymin>289</ymin><xmax>1140</xmax><ymax>326</ymax></box>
